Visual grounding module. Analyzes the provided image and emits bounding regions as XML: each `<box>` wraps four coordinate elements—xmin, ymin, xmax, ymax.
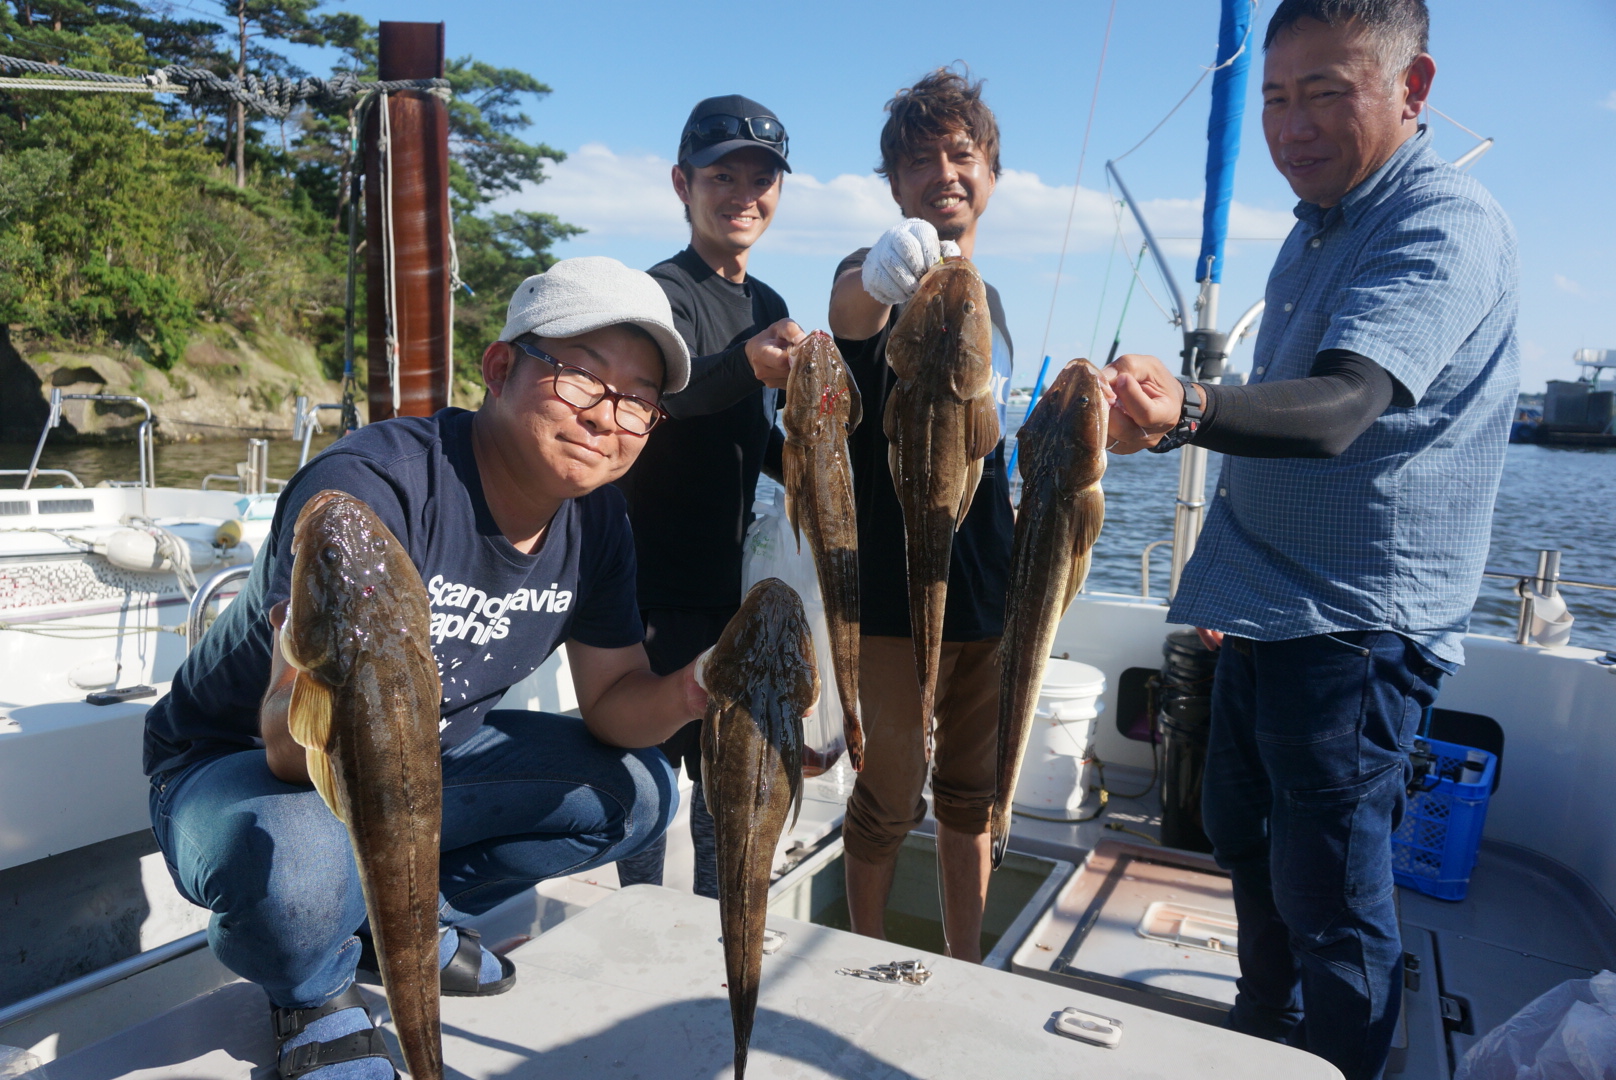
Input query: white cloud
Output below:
<box><xmin>1601</xmin><ymin>90</ymin><xmax>1616</xmax><ymax>112</ymax></box>
<box><xmin>1553</xmin><ymin>274</ymin><xmax>1587</xmax><ymax>296</ymax></box>
<box><xmin>498</xmin><ymin>143</ymin><xmax>1294</xmax><ymax>261</ymax></box>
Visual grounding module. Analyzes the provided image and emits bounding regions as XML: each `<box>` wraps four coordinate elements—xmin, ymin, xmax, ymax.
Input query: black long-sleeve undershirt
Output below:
<box><xmin>1191</xmin><ymin>349</ymin><xmax>1408</xmax><ymax>458</ymax></box>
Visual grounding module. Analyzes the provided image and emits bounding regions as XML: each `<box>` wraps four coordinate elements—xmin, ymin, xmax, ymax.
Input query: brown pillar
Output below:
<box><xmin>364</xmin><ymin>21</ymin><xmax>451</xmax><ymax>421</ymax></box>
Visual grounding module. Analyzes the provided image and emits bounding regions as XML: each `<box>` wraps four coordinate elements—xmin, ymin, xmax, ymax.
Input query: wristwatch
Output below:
<box><xmin>1147</xmin><ymin>378</ymin><xmax>1206</xmax><ymax>453</ymax></box>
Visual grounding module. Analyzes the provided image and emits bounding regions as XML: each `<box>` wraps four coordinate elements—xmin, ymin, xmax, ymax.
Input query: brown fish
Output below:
<box><xmin>991</xmin><ymin>361</ymin><xmax>1107</xmax><ymax>868</ymax></box>
<box><xmin>883</xmin><ymin>258</ymin><xmax>1000</xmax><ymax>759</ymax></box>
<box><xmin>700</xmin><ymin>578</ymin><xmax>816</xmax><ymax>1080</ymax></box>
<box><xmin>782</xmin><ymin>329</ymin><xmax>865</xmax><ymax>772</ymax></box>
<box><xmin>282</xmin><ymin>490</ymin><xmax>443</xmax><ymax>1080</ymax></box>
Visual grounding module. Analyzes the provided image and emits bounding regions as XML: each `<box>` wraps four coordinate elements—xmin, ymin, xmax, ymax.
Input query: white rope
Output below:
<box><xmin>0</xmin><ymin>621</ymin><xmax>187</xmax><ymax>639</ymax></box>
<box><xmin>150</xmin><ymin>526</ymin><xmax>197</xmax><ymax>599</ymax></box>
<box><xmin>0</xmin><ymin>78</ymin><xmax>154</xmax><ymax>92</ymax></box>
<box><xmin>378</xmin><ymin>91</ymin><xmax>402</xmax><ymax>414</ymax></box>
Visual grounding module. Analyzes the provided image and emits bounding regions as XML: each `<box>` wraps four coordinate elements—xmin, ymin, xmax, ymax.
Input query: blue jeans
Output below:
<box><xmin>150</xmin><ymin>711</ymin><xmax>678</xmax><ymax>1010</ymax></box>
<box><xmin>1202</xmin><ymin>632</ymin><xmax>1445</xmax><ymax>1080</ymax></box>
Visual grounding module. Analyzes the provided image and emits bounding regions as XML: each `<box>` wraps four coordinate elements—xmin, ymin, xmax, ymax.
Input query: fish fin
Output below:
<box><xmin>844</xmin><ymin>368</ymin><xmax>864</xmax><ymax>433</ymax></box>
<box><xmin>990</xmin><ymin>808</ymin><xmax>1011</xmax><ymax>871</ymax></box>
<box><xmin>287</xmin><ymin>670</ymin><xmax>332</xmax><ymax>751</ymax></box>
<box><xmin>957</xmin><ymin>456</ymin><xmax>984</xmax><ymax>530</ymax></box>
<box><xmin>781</xmin><ymin>442</ymin><xmax>804</xmax><ymax>554</ymax></box>
<box><xmin>1059</xmin><ymin>487</ymin><xmax>1106</xmax><ymax>614</ymax></box>
<box><xmin>288</xmin><ymin>672</ymin><xmax>343</xmax><ymax>819</ymax></box>
<box><xmin>882</xmin><ymin>381</ymin><xmax>903</xmax><ymax>443</ymax></box>
<box><xmin>964</xmin><ymin>391</ymin><xmax>1001</xmax><ymax>463</ymax></box>
<box><xmin>305</xmin><ymin>745</ymin><xmax>345</xmax><ymax>822</ymax></box>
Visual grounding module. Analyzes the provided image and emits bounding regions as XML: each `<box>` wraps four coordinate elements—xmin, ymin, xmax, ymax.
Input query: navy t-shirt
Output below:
<box><xmin>143</xmin><ymin>408</ymin><xmax>644</xmax><ymax>777</ymax></box>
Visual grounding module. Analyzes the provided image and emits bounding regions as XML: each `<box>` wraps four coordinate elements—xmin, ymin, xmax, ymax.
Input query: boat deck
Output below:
<box><xmin>9</xmin><ymin>763</ymin><xmax>1614</xmax><ymax>1078</ymax></box>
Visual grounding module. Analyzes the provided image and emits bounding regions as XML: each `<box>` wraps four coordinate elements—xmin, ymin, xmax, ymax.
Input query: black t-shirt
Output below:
<box><xmin>143</xmin><ymin>409</ymin><xmax>643</xmax><ymax>777</ymax></box>
<box><xmin>614</xmin><ymin>247</ymin><xmax>789</xmax><ymax>611</ymax></box>
<box><xmin>833</xmin><ymin>249</ymin><xmax>1015</xmax><ymax>641</ymax></box>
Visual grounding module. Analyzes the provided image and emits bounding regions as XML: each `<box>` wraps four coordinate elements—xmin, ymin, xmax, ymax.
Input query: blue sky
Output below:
<box><xmin>279</xmin><ymin>0</ymin><xmax>1615</xmax><ymax>392</ymax></box>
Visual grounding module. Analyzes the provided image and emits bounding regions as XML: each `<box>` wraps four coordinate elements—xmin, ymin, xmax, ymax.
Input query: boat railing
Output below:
<box><xmin>19</xmin><ymin>389</ymin><xmax>154</xmax><ymax>517</ymax></box>
<box><xmin>1482</xmin><ymin>548</ymin><xmax>1616</xmax><ymax>646</ymax></box>
<box><xmin>0</xmin><ymin>467</ymin><xmax>82</xmax><ymax>488</ymax></box>
<box><xmin>187</xmin><ymin>564</ymin><xmax>254</xmax><ymax>649</ymax></box>
<box><xmin>294</xmin><ymin>395</ymin><xmax>346</xmax><ymax>470</ymax></box>
<box><xmin>1140</xmin><ymin>538</ymin><xmax>1174</xmax><ymax>600</ymax></box>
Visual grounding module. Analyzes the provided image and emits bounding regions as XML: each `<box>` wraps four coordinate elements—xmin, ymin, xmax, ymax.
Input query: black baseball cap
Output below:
<box><xmin>678</xmin><ymin>94</ymin><xmax>791</xmax><ymax>173</ymax></box>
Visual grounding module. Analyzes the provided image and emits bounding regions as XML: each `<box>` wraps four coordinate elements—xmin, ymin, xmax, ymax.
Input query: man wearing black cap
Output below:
<box><xmin>614</xmin><ymin>94</ymin><xmax>805</xmax><ymax>895</ymax></box>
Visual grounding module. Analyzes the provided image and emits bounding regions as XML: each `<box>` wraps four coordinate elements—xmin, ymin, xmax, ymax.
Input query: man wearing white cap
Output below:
<box><xmin>143</xmin><ymin>257</ymin><xmax>706</xmax><ymax>1079</ymax></box>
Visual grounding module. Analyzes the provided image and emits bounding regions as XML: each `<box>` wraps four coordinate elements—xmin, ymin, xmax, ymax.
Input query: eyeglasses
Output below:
<box><xmin>681</xmin><ymin>113</ymin><xmax>789</xmax><ymax>156</ymax></box>
<box><xmin>510</xmin><ymin>339</ymin><xmax>667</xmax><ymax>436</ymax></box>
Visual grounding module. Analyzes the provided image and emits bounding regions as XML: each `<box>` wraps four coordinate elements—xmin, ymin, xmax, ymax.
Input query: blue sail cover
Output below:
<box><xmin>1198</xmin><ymin>0</ymin><xmax>1254</xmax><ymax>285</ymax></box>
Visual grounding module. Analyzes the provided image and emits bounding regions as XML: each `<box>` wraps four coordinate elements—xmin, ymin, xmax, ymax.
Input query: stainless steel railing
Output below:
<box><xmin>186</xmin><ymin>564</ymin><xmax>254</xmax><ymax>649</ymax></box>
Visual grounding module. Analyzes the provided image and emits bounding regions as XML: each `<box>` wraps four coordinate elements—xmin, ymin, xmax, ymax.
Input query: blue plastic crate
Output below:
<box><xmin>1391</xmin><ymin>736</ymin><xmax>1496</xmax><ymax>901</ymax></box>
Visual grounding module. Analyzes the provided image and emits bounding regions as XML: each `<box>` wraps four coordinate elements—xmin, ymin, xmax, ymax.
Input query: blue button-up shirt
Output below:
<box><xmin>1168</xmin><ymin>128</ymin><xmax>1519</xmax><ymax>664</ymax></box>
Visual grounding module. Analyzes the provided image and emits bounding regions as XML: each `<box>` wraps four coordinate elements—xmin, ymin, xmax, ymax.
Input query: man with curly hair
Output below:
<box><xmin>828</xmin><ymin>68</ymin><xmax>1015</xmax><ymax>963</ymax></box>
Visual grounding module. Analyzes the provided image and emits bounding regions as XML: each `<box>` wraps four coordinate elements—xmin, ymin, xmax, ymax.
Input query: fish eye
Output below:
<box><xmin>962</xmin><ymin>301</ymin><xmax>976</xmax><ymax>315</ymax></box>
<box><xmin>320</xmin><ymin>545</ymin><xmax>341</xmax><ymax>566</ymax></box>
<box><xmin>1079</xmin><ymin>396</ymin><xmax>1090</xmax><ymax>405</ymax></box>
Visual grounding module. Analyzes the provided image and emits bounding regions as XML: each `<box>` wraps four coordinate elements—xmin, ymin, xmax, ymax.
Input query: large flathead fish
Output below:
<box><xmin>282</xmin><ymin>490</ymin><xmax>443</xmax><ymax>1080</ymax></box>
<box><xmin>700</xmin><ymin>578</ymin><xmax>816</xmax><ymax>1080</ymax></box>
<box><xmin>884</xmin><ymin>258</ymin><xmax>1000</xmax><ymax>758</ymax></box>
<box><xmin>991</xmin><ymin>360</ymin><xmax>1107</xmax><ymax>868</ymax></box>
<box><xmin>782</xmin><ymin>329</ymin><xmax>865</xmax><ymax>772</ymax></box>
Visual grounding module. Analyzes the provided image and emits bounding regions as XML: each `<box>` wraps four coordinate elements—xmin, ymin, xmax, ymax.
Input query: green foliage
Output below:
<box><xmin>452</xmin><ymin>209</ymin><xmax>584</xmax><ymax>381</ymax></box>
<box><xmin>0</xmin><ymin>3</ymin><xmax>577</xmax><ymax>382</ymax></box>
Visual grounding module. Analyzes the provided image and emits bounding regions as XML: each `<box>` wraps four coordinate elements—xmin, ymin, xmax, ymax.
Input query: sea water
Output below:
<box><xmin>4</xmin><ymin>436</ymin><xmax>1613</xmax><ymax>649</ymax></box>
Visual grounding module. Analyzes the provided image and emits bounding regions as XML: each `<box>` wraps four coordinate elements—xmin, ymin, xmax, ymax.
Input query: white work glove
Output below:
<box><xmin>862</xmin><ymin>219</ymin><xmax>960</xmax><ymax>307</ymax></box>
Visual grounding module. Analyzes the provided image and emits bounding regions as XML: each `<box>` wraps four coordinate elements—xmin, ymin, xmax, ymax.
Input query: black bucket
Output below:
<box><xmin>1156</xmin><ymin>629</ymin><xmax>1219</xmax><ymax>852</ymax></box>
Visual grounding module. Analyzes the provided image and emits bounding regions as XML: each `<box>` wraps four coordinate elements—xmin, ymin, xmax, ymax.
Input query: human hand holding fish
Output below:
<box><xmin>861</xmin><ymin>218</ymin><xmax>959</xmax><ymax>306</ymax></box>
<box><xmin>259</xmin><ymin>599</ymin><xmax>311</xmax><ymax>785</ymax></box>
<box><xmin>1101</xmin><ymin>353</ymin><xmax>1198</xmax><ymax>454</ymax></box>
<box><xmin>745</xmin><ymin>317</ymin><xmax>806</xmax><ymax>389</ymax></box>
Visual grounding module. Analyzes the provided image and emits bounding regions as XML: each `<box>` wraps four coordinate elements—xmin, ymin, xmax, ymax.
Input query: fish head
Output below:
<box><xmin>282</xmin><ymin>490</ymin><xmax>404</xmax><ymax>685</ymax></box>
<box><xmin>1016</xmin><ymin>359</ymin><xmax>1108</xmax><ymax>490</ymax></box>
<box><xmin>705</xmin><ymin>578</ymin><xmax>819</xmax><ymax>708</ymax></box>
<box><xmin>784</xmin><ymin>331</ymin><xmax>854</xmax><ymax>440</ymax></box>
<box><xmin>887</xmin><ymin>260</ymin><xmax>993</xmax><ymax>401</ymax></box>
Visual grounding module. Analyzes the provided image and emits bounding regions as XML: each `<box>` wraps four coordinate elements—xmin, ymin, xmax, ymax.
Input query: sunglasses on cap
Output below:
<box><xmin>681</xmin><ymin>113</ymin><xmax>788</xmax><ymax>156</ymax></box>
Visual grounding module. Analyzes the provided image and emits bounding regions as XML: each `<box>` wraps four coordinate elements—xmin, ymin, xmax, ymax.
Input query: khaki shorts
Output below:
<box><xmin>842</xmin><ymin>635</ymin><xmax>1000</xmax><ymax>863</ymax></box>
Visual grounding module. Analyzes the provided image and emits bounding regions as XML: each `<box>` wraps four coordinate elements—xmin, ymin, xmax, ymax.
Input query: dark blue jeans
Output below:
<box><xmin>150</xmin><ymin>710</ymin><xmax>677</xmax><ymax>1010</ymax></box>
<box><xmin>1202</xmin><ymin>631</ymin><xmax>1445</xmax><ymax>1080</ymax></box>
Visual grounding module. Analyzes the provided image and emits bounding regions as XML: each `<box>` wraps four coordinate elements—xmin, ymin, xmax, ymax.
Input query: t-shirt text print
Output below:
<box><xmin>141</xmin><ymin>409</ymin><xmax>644</xmax><ymax>778</ymax></box>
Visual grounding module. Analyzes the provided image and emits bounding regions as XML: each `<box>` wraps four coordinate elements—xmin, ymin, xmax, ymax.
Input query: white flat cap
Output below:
<box><xmin>499</xmin><ymin>256</ymin><xmax>691</xmax><ymax>394</ymax></box>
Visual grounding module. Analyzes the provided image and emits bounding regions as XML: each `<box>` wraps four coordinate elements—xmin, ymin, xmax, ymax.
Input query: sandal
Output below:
<box><xmin>271</xmin><ymin>985</ymin><xmax>397</xmax><ymax>1080</ymax></box>
<box><xmin>356</xmin><ymin>925</ymin><xmax>516</xmax><ymax>998</ymax></box>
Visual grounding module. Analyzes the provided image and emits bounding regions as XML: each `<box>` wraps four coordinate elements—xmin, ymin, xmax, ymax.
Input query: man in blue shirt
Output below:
<box><xmin>1104</xmin><ymin>3</ymin><xmax>1518</xmax><ymax>1078</ymax></box>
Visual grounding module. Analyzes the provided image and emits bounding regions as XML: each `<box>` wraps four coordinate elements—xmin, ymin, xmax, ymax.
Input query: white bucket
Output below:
<box><xmin>1009</xmin><ymin>658</ymin><xmax>1107</xmax><ymax>820</ymax></box>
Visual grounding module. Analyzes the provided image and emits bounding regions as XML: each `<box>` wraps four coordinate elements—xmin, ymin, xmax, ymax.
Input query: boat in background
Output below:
<box><xmin>1511</xmin><ymin>349</ymin><xmax>1616</xmax><ymax>447</ymax></box>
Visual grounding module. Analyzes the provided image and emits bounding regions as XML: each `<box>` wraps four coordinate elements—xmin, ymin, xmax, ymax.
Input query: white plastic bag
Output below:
<box><xmin>742</xmin><ymin>479</ymin><xmax>846</xmax><ymax>775</ymax></box>
<box><xmin>1455</xmin><ymin>970</ymin><xmax>1616</xmax><ymax>1080</ymax></box>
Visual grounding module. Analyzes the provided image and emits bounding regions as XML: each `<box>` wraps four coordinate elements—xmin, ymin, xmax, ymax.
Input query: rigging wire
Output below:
<box><xmin>1034</xmin><ymin>0</ymin><xmax>1120</xmax><ymax>368</ymax></box>
<box><xmin>1110</xmin><ymin>0</ymin><xmax>1259</xmax><ymax>165</ymax></box>
<box><xmin>1085</xmin><ymin>228</ymin><xmax>1123</xmax><ymax>361</ymax></box>
<box><xmin>1426</xmin><ymin>103</ymin><xmax>1485</xmax><ymax>141</ymax></box>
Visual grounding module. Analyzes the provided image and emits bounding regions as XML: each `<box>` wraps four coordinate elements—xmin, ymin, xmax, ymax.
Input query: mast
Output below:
<box><xmin>1168</xmin><ymin>0</ymin><xmax>1254</xmax><ymax>597</ymax></box>
<box><xmin>364</xmin><ymin>22</ymin><xmax>453</xmax><ymax>421</ymax></box>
